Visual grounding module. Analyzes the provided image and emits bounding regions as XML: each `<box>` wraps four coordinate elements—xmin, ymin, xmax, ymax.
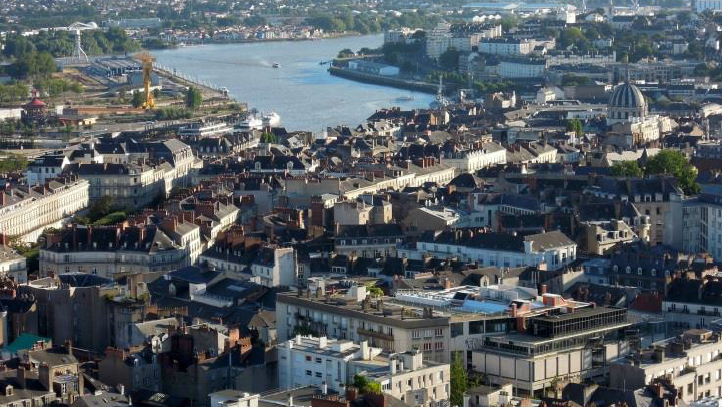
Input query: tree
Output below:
<box><xmin>645</xmin><ymin>150</ymin><xmax>699</xmax><ymax>195</ymax></box>
<box><xmin>439</xmin><ymin>48</ymin><xmax>460</xmax><ymax>71</ymax></box>
<box><xmin>353</xmin><ymin>374</ymin><xmax>381</xmax><ymax>395</ymax></box>
<box><xmin>450</xmin><ymin>352</ymin><xmax>467</xmax><ymax>407</ymax></box>
<box><xmin>611</xmin><ymin>161</ymin><xmax>644</xmax><ymax>177</ymax></box>
<box><xmin>338</xmin><ymin>48</ymin><xmax>355</xmax><ymax>58</ymax></box>
<box><xmin>561</xmin><ymin>74</ymin><xmax>590</xmax><ymax>87</ymax></box>
<box><xmin>261</xmin><ymin>131</ymin><xmax>277</xmax><ymax>143</ymax></box>
<box><xmin>366</xmin><ymin>284</ymin><xmax>384</xmax><ymax>297</ymax></box>
<box><xmin>565</xmin><ymin>119</ymin><xmax>584</xmax><ymax>138</ymax></box>
<box><xmin>88</xmin><ymin>195</ymin><xmax>116</xmax><ymax>221</ymax></box>
<box><xmin>244</xmin><ymin>15</ymin><xmax>267</xmax><ymax>27</ymax></box>
<box><xmin>185</xmin><ymin>86</ymin><xmax>202</xmax><ymax>110</ymax></box>
<box><xmin>131</xmin><ymin>90</ymin><xmax>145</xmax><ymax>108</ymax></box>
<box><xmin>152</xmin><ymin>88</ymin><xmax>161</xmax><ymax>99</ymax></box>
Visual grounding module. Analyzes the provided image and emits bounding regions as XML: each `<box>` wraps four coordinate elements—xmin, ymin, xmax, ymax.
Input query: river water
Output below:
<box><xmin>152</xmin><ymin>34</ymin><xmax>434</xmax><ymax>131</ymax></box>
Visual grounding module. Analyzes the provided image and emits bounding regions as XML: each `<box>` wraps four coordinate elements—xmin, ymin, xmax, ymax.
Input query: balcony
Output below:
<box><xmin>357</xmin><ymin>328</ymin><xmax>394</xmax><ymax>341</ymax></box>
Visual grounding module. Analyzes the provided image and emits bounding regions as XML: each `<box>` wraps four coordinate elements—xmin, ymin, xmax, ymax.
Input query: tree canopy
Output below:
<box><xmin>185</xmin><ymin>86</ymin><xmax>203</xmax><ymax>110</ymax></box>
<box><xmin>566</xmin><ymin>119</ymin><xmax>584</xmax><ymax>138</ymax></box>
<box><xmin>450</xmin><ymin>352</ymin><xmax>467</xmax><ymax>407</ymax></box>
<box><xmin>610</xmin><ymin>161</ymin><xmax>644</xmax><ymax>178</ymax></box>
<box><xmin>645</xmin><ymin>150</ymin><xmax>699</xmax><ymax>195</ymax></box>
<box><xmin>353</xmin><ymin>374</ymin><xmax>381</xmax><ymax>395</ymax></box>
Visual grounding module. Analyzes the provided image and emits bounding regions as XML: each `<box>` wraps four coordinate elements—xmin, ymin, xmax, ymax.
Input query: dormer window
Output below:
<box><xmin>626</xmin><ymin>266</ymin><xmax>631</xmax><ymax>274</ymax></box>
<box><xmin>255</xmin><ymin>162</ymin><xmax>261</xmax><ymax>170</ymax></box>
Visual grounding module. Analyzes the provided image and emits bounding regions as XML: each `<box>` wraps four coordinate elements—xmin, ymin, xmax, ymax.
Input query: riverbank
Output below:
<box><xmin>328</xmin><ymin>66</ymin><xmax>438</xmax><ymax>94</ymax></box>
<box><xmin>151</xmin><ymin>35</ymin><xmax>435</xmax><ymax>130</ymax></box>
<box><xmin>148</xmin><ymin>32</ymin><xmax>362</xmax><ymax>50</ymax></box>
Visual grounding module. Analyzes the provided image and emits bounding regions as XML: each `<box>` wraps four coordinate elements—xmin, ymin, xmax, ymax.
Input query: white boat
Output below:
<box><xmin>396</xmin><ymin>95</ymin><xmax>415</xmax><ymax>102</ymax></box>
<box><xmin>262</xmin><ymin>112</ymin><xmax>281</xmax><ymax>127</ymax></box>
<box><xmin>272</xmin><ymin>63</ymin><xmax>281</xmax><ymax>68</ymax></box>
<box><xmin>236</xmin><ymin>114</ymin><xmax>264</xmax><ymax>131</ymax></box>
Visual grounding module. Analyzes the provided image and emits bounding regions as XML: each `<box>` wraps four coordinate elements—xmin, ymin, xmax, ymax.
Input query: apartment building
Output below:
<box><xmin>276</xmin><ymin>285</ymin><xmax>452</xmax><ymax>363</ymax></box>
<box><xmin>69</xmin><ymin>139</ymin><xmax>200</xmax><ymax>209</ymax></box>
<box><xmin>251</xmin><ymin>246</ymin><xmax>297</xmax><ymax>287</ymax></box>
<box><xmin>441</xmin><ymin>142</ymin><xmax>506</xmax><ymax>173</ymax></box>
<box><xmin>610</xmin><ymin>329</ymin><xmax>722</xmax><ymax>402</ymax></box>
<box><xmin>334</xmin><ymin>224</ymin><xmax>404</xmax><ymax>258</ymax></box>
<box><xmin>367</xmin><ymin>351</ymin><xmax>450</xmax><ymax>407</ymax></box>
<box><xmin>39</xmin><ymin>221</ymin><xmax>198</xmax><ymax>278</ymax></box>
<box><xmin>98</xmin><ymin>348</ymin><xmax>161</xmax><ymax>393</ymax></box>
<box><xmin>278</xmin><ymin>335</ymin><xmax>382</xmax><ymax>392</ymax></box>
<box><xmin>472</xmin><ymin>305</ymin><xmax>631</xmax><ymax>397</ymax></box>
<box><xmin>580</xmin><ymin>219</ymin><xmax>641</xmax><ymax>255</ymax></box>
<box><xmin>478</xmin><ymin>39</ymin><xmax>533</xmax><ymax>56</ymax></box>
<box><xmin>544</xmin><ymin>51</ymin><xmax>617</xmax><ymax>67</ymax></box>
<box><xmin>278</xmin><ymin>336</ymin><xmax>450</xmax><ymax>407</ymax></box>
<box><xmin>586</xmin><ymin>176</ymin><xmax>681</xmax><ymax>245</ymax></box>
<box><xmin>333</xmin><ymin>196</ymin><xmax>392</xmax><ymax>226</ymax></box>
<box><xmin>425</xmin><ymin>22</ymin><xmax>502</xmax><ymax>60</ymax></box>
<box><xmin>0</xmin><ymin>176</ymin><xmax>89</xmax><ymax>243</ymax></box>
<box><xmin>400</xmin><ymin>229</ymin><xmax>577</xmax><ymax>271</ymax></box>
<box><xmin>0</xmin><ymin>244</ymin><xmax>27</xmax><ymax>283</ymax></box>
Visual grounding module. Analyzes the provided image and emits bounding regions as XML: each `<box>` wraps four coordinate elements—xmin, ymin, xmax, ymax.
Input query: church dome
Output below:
<box><xmin>607</xmin><ymin>82</ymin><xmax>648</xmax><ymax>124</ymax></box>
<box><xmin>609</xmin><ymin>82</ymin><xmax>646</xmax><ymax>109</ymax></box>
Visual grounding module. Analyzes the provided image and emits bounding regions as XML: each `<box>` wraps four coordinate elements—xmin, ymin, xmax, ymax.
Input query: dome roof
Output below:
<box><xmin>23</xmin><ymin>97</ymin><xmax>46</xmax><ymax>109</ymax></box>
<box><xmin>609</xmin><ymin>83</ymin><xmax>646</xmax><ymax>109</ymax></box>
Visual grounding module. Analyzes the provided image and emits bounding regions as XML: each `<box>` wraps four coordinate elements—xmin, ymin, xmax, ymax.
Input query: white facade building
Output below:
<box><xmin>278</xmin><ymin>336</ymin><xmax>381</xmax><ymax>392</ymax></box>
<box><xmin>251</xmin><ymin>247</ymin><xmax>297</xmax><ymax>287</ymax></box>
<box><xmin>441</xmin><ymin>142</ymin><xmax>506</xmax><ymax>173</ymax></box>
<box><xmin>402</xmin><ymin>230</ymin><xmax>577</xmax><ymax>271</ymax></box>
<box><xmin>0</xmin><ymin>177</ymin><xmax>89</xmax><ymax>243</ymax></box>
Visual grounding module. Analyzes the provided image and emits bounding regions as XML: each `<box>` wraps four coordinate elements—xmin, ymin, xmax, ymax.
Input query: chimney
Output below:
<box><xmin>63</xmin><ymin>340</ymin><xmax>72</xmax><ymax>355</ymax></box>
<box><xmin>511</xmin><ymin>303</ymin><xmax>518</xmax><ymax>317</ymax></box>
<box><xmin>540</xmin><ymin>284</ymin><xmax>547</xmax><ymax>296</ymax></box>
<box><xmin>345</xmin><ymin>387</ymin><xmax>358</xmax><ymax>402</ymax></box>
<box><xmin>16</xmin><ymin>367</ymin><xmax>26</xmax><ymax>389</ymax></box>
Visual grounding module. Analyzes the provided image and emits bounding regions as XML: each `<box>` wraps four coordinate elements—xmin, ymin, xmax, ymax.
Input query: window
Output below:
<box><xmin>315</xmin><ymin>357</ymin><xmax>322</xmax><ymax>363</ymax></box>
<box><xmin>435</xmin><ymin>342</ymin><xmax>444</xmax><ymax>350</ymax></box>
<box><xmin>638</xmin><ymin>267</ymin><xmax>643</xmax><ymax>275</ymax></box>
<box><xmin>435</xmin><ymin>328</ymin><xmax>443</xmax><ymax>337</ymax></box>
<box><xmin>306</xmin><ymin>370</ymin><xmax>312</xmax><ymax>376</ymax></box>
<box><xmin>315</xmin><ymin>372</ymin><xmax>322</xmax><ymax>378</ymax></box>
<box><xmin>412</xmin><ymin>331</ymin><xmax>421</xmax><ymax>339</ymax></box>
<box><xmin>423</xmin><ymin>343</ymin><xmax>432</xmax><ymax>351</ymax></box>
<box><xmin>305</xmin><ymin>356</ymin><xmax>312</xmax><ymax>361</ymax></box>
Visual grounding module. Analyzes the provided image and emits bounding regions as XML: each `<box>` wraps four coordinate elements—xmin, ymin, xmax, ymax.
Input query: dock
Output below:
<box><xmin>328</xmin><ymin>66</ymin><xmax>438</xmax><ymax>94</ymax></box>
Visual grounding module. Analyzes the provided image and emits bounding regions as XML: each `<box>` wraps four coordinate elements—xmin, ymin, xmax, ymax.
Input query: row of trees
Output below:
<box><xmin>1</xmin><ymin>28</ymin><xmax>140</xmax><ymax>61</ymax></box>
<box><xmin>610</xmin><ymin>150</ymin><xmax>700</xmax><ymax>195</ymax></box>
<box><xmin>0</xmin><ymin>83</ymin><xmax>31</xmax><ymax>102</ymax></box>
<box><xmin>307</xmin><ymin>10</ymin><xmax>439</xmax><ymax>35</ymax></box>
<box><xmin>5</xmin><ymin>51</ymin><xmax>57</xmax><ymax>79</ymax></box>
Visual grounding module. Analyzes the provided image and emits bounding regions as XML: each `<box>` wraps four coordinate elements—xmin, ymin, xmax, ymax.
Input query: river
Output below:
<box><xmin>152</xmin><ymin>34</ymin><xmax>434</xmax><ymax>131</ymax></box>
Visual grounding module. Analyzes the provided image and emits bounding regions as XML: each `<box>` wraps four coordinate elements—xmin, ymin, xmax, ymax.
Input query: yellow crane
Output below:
<box><xmin>135</xmin><ymin>52</ymin><xmax>156</xmax><ymax>109</ymax></box>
